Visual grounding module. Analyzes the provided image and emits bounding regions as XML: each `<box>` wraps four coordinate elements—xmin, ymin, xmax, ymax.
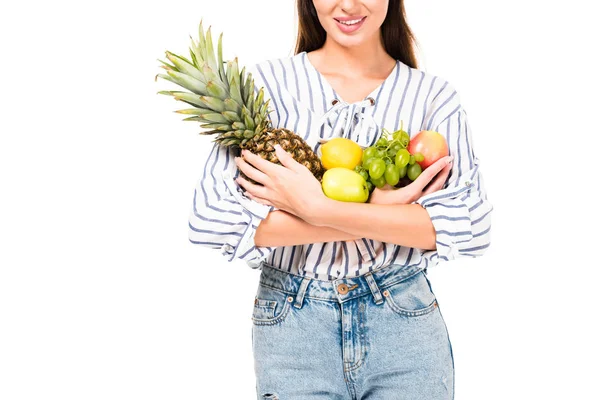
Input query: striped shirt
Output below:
<box><xmin>188</xmin><ymin>51</ymin><xmax>493</xmax><ymax>281</ymax></box>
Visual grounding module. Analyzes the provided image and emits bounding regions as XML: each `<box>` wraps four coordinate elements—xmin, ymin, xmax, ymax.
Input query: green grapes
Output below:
<box><xmin>357</xmin><ymin>123</ymin><xmax>429</xmax><ymax>194</ymax></box>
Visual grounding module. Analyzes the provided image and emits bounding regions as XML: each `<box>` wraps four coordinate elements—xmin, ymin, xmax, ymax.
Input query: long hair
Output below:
<box><xmin>294</xmin><ymin>0</ymin><xmax>419</xmax><ymax>69</ymax></box>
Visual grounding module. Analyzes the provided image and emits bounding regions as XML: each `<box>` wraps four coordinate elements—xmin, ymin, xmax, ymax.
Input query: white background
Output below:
<box><xmin>1</xmin><ymin>0</ymin><xmax>598</xmax><ymax>399</ymax></box>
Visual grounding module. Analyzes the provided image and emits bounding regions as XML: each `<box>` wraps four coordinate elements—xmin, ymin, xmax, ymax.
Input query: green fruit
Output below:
<box><xmin>384</xmin><ymin>164</ymin><xmax>400</xmax><ymax>186</ymax></box>
<box><xmin>362</xmin><ymin>147</ymin><xmax>377</xmax><ymax>162</ymax></box>
<box><xmin>369</xmin><ymin>158</ymin><xmax>386</xmax><ymax>179</ymax></box>
<box><xmin>363</xmin><ymin>157</ymin><xmax>376</xmax><ymax>170</ymax></box>
<box><xmin>359</xmin><ymin>169</ymin><xmax>369</xmax><ymax>182</ymax></box>
<box><xmin>371</xmin><ymin>175</ymin><xmax>387</xmax><ymax>188</ymax></box>
<box><xmin>376</xmin><ymin>137</ymin><xmax>388</xmax><ymax>147</ymax></box>
<box><xmin>398</xmin><ymin>165</ymin><xmax>407</xmax><ymax>179</ymax></box>
<box><xmin>322</xmin><ymin>168</ymin><xmax>369</xmax><ymax>203</ymax></box>
<box><xmin>395</xmin><ymin>149</ymin><xmax>410</xmax><ymax>168</ymax></box>
<box><xmin>407</xmin><ymin>163</ymin><xmax>422</xmax><ymax>181</ymax></box>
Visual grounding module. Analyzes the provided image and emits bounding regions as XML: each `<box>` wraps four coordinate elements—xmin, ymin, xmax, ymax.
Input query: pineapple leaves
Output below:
<box><xmin>227</xmin><ymin>60</ymin><xmax>244</xmax><ymax>108</ymax></box>
<box><xmin>197</xmin><ymin>95</ymin><xmax>226</xmax><ymax>112</ymax></box>
<box><xmin>201</xmin><ymin>123</ymin><xmax>231</xmax><ymax>130</ymax></box>
<box><xmin>223</xmin><ymin>98</ymin><xmax>241</xmax><ymax>114</ymax></box>
<box><xmin>158</xmin><ymin>59</ymin><xmax>175</xmax><ymax>71</ymax></box>
<box><xmin>254</xmin><ymin>88</ymin><xmax>265</xmax><ymax>115</ymax></box>
<box><xmin>197</xmin><ymin>20</ymin><xmax>206</xmax><ymax>62</ymax></box>
<box><xmin>243</xmin><ymin>71</ymin><xmax>253</xmax><ymax>105</ymax></box>
<box><xmin>165</xmin><ymin>51</ymin><xmax>205</xmax><ymax>83</ymax></box>
<box><xmin>203</xmin><ymin>113</ymin><xmax>230</xmax><ymax>124</ymax></box>
<box><xmin>222</xmin><ymin>111</ymin><xmax>242</xmax><ymax>123</ymax></box>
<box><xmin>175</xmin><ymin>108</ymin><xmax>213</xmax><ymax>115</ymax></box>
<box><xmin>204</xmin><ymin>27</ymin><xmax>218</xmax><ymax>74</ymax></box>
<box><xmin>217</xmin><ymin>32</ymin><xmax>228</xmax><ymax>87</ymax></box>
<box><xmin>231</xmin><ymin>58</ymin><xmax>241</xmax><ymax>95</ymax></box>
<box><xmin>170</xmin><ymin>92</ymin><xmax>210</xmax><ymax>108</ymax></box>
<box><xmin>206</xmin><ymin>80</ymin><xmax>228</xmax><ymax>100</ymax></box>
<box><xmin>165</xmin><ymin>70</ymin><xmax>207</xmax><ymax>95</ymax></box>
<box><xmin>241</xmin><ymin>106</ymin><xmax>255</xmax><ymax>131</ymax></box>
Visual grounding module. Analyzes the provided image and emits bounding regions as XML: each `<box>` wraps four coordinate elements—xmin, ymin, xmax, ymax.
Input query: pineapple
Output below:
<box><xmin>156</xmin><ymin>20</ymin><xmax>324</xmax><ymax>183</ymax></box>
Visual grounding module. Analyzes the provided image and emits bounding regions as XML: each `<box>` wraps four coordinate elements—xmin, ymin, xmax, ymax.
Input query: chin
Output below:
<box><xmin>328</xmin><ymin>32</ymin><xmax>365</xmax><ymax>48</ymax></box>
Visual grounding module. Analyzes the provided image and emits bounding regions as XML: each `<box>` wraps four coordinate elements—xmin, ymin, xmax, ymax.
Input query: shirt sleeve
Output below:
<box><xmin>415</xmin><ymin>96</ymin><xmax>493</xmax><ymax>266</ymax></box>
<box><xmin>188</xmin><ymin>139</ymin><xmax>277</xmax><ymax>264</ymax></box>
<box><xmin>188</xmin><ymin>61</ymin><xmax>281</xmax><ymax>265</ymax></box>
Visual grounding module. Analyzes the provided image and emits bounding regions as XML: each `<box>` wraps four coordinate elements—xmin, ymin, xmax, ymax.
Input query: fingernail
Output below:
<box><xmin>274</xmin><ymin>144</ymin><xmax>281</xmax><ymax>150</ymax></box>
<box><xmin>447</xmin><ymin>156</ymin><xmax>454</xmax><ymax>164</ymax></box>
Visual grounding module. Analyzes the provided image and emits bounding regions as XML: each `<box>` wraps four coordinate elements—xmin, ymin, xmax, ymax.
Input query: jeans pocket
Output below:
<box><xmin>252</xmin><ymin>284</ymin><xmax>293</xmax><ymax>326</ymax></box>
<box><xmin>382</xmin><ymin>270</ymin><xmax>438</xmax><ymax>317</ymax></box>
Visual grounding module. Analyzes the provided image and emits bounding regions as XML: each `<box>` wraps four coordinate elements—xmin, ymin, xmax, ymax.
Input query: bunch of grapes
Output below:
<box><xmin>354</xmin><ymin>123</ymin><xmax>425</xmax><ymax>193</ymax></box>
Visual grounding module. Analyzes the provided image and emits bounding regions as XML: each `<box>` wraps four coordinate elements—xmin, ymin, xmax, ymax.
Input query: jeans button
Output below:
<box><xmin>337</xmin><ymin>283</ymin><xmax>349</xmax><ymax>294</ymax></box>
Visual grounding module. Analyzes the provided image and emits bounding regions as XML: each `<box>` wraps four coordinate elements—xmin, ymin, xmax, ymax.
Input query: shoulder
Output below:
<box><xmin>403</xmin><ymin>64</ymin><xmax>464</xmax><ymax>127</ymax></box>
<box><xmin>246</xmin><ymin>55</ymin><xmax>297</xmax><ymax>83</ymax></box>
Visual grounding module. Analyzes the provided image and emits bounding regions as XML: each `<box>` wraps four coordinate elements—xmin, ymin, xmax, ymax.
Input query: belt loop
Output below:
<box><xmin>293</xmin><ymin>277</ymin><xmax>311</xmax><ymax>309</ymax></box>
<box><xmin>364</xmin><ymin>273</ymin><xmax>384</xmax><ymax>305</ymax></box>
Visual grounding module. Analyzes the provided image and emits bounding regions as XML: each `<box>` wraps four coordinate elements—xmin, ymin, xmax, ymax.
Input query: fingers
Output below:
<box><xmin>244</xmin><ymin>191</ymin><xmax>274</xmax><ymax>207</ymax></box>
<box><xmin>235</xmin><ymin>156</ymin><xmax>269</xmax><ymax>186</ymax></box>
<box><xmin>240</xmin><ymin>149</ymin><xmax>280</xmax><ymax>177</ymax></box>
<box><xmin>422</xmin><ymin>160</ymin><xmax>453</xmax><ymax>196</ymax></box>
<box><xmin>236</xmin><ymin>176</ymin><xmax>270</xmax><ymax>199</ymax></box>
<box><xmin>273</xmin><ymin>144</ymin><xmax>304</xmax><ymax>173</ymax></box>
<box><xmin>412</xmin><ymin>156</ymin><xmax>453</xmax><ymax>191</ymax></box>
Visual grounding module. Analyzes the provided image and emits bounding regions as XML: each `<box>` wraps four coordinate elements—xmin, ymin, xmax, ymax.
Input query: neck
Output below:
<box><xmin>315</xmin><ymin>34</ymin><xmax>394</xmax><ymax>78</ymax></box>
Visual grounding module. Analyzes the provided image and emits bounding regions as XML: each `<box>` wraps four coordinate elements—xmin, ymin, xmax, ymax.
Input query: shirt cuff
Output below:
<box><xmin>221</xmin><ymin>170</ymin><xmax>275</xmax><ymax>262</ymax></box>
<box><xmin>415</xmin><ymin>173</ymin><xmax>476</xmax><ymax>262</ymax></box>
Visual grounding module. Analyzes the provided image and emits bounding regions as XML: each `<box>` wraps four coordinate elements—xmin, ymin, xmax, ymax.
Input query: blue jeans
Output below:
<box><xmin>251</xmin><ymin>261</ymin><xmax>454</xmax><ymax>400</ymax></box>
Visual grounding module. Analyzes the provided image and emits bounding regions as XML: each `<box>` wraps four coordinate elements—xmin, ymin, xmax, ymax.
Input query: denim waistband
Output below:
<box><xmin>257</xmin><ymin>260</ymin><xmax>425</xmax><ymax>307</ymax></box>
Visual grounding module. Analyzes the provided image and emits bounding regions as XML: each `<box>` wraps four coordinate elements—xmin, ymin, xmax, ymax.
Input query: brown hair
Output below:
<box><xmin>294</xmin><ymin>0</ymin><xmax>420</xmax><ymax>69</ymax></box>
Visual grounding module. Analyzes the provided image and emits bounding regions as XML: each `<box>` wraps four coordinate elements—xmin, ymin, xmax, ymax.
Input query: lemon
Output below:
<box><xmin>321</xmin><ymin>138</ymin><xmax>363</xmax><ymax>170</ymax></box>
<box><xmin>322</xmin><ymin>168</ymin><xmax>369</xmax><ymax>203</ymax></box>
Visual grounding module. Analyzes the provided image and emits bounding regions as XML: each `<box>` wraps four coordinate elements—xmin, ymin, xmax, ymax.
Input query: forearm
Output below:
<box><xmin>254</xmin><ymin>210</ymin><xmax>361</xmax><ymax>247</ymax></box>
<box><xmin>311</xmin><ymin>199</ymin><xmax>437</xmax><ymax>250</ymax></box>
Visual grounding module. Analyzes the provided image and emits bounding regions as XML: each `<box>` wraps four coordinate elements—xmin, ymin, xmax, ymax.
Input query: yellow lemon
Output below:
<box><xmin>321</xmin><ymin>138</ymin><xmax>363</xmax><ymax>170</ymax></box>
<box><xmin>322</xmin><ymin>168</ymin><xmax>369</xmax><ymax>203</ymax></box>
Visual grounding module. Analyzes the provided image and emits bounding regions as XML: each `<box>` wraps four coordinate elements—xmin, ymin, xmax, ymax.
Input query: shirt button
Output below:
<box><xmin>337</xmin><ymin>283</ymin><xmax>349</xmax><ymax>294</ymax></box>
<box><xmin>465</xmin><ymin>181</ymin><xmax>471</xmax><ymax>187</ymax></box>
<box><xmin>223</xmin><ymin>244</ymin><xmax>233</xmax><ymax>252</ymax></box>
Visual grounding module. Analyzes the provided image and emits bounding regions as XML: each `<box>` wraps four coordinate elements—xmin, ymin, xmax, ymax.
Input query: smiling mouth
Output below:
<box><xmin>334</xmin><ymin>17</ymin><xmax>366</xmax><ymax>26</ymax></box>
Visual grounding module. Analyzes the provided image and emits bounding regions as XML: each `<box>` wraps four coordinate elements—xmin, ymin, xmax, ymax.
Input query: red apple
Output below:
<box><xmin>407</xmin><ymin>130</ymin><xmax>449</xmax><ymax>169</ymax></box>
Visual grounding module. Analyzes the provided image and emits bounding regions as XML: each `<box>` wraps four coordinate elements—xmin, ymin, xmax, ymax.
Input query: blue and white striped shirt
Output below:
<box><xmin>188</xmin><ymin>51</ymin><xmax>493</xmax><ymax>280</ymax></box>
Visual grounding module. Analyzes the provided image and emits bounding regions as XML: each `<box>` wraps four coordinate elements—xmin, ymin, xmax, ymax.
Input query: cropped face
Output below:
<box><xmin>312</xmin><ymin>0</ymin><xmax>390</xmax><ymax>48</ymax></box>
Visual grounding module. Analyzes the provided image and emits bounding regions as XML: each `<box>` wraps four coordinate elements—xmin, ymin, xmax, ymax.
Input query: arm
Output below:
<box><xmin>310</xmin><ymin>106</ymin><xmax>492</xmax><ymax>261</ymax></box>
<box><xmin>236</xmin><ymin>148</ymin><xmax>451</xmax><ymax>250</ymax></box>
<box><xmin>414</xmin><ymin>106</ymin><xmax>493</xmax><ymax>263</ymax></box>
<box><xmin>236</xmin><ymin>89</ymin><xmax>492</xmax><ymax>263</ymax></box>
<box><xmin>309</xmin><ymin>201</ymin><xmax>437</xmax><ymax>250</ymax></box>
<box><xmin>254</xmin><ymin>210</ymin><xmax>361</xmax><ymax>247</ymax></box>
<box><xmin>188</xmin><ymin>142</ymin><xmax>276</xmax><ymax>263</ymax></box>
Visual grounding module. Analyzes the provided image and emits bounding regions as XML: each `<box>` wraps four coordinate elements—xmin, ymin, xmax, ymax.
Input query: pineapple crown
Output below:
<box><xmin>156</xmin><ymin>20</ymin><xmax>273</xmax><ymax>146</ymax></box>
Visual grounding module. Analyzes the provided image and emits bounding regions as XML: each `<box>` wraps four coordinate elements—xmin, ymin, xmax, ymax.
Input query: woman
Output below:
<box><xmin>189</xmin><ymin>0</ymin><xmax>493</xmax><ymax>398</ymax></box>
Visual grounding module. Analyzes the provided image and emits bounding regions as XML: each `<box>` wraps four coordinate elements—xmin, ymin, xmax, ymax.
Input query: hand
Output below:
<box><xmin>234</xmin><ymin>145</ymin><xmax>328</xmax><ymax>222</ymax></box>
<box><xmin>368</xmin><ymin>155</ymin><xmax>454</xmax><ymax>205</ymax></box>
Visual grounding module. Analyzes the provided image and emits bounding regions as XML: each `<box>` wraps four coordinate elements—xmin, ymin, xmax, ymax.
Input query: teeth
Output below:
<box><xmin>339</xmin><ymin>18</ymin><xmax>363</xmax><ymax>25</ymax></box>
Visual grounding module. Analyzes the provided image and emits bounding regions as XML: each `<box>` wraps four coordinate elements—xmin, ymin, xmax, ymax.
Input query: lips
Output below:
<box><xmin>334</xmin><ymin>16</ymin><xmax>366</xmax><ymax>24</ymax></box>
<box><xmin>334</xmin><ymin>16</ymin><xmax>366</xmax><ymax>33</ymax></box>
